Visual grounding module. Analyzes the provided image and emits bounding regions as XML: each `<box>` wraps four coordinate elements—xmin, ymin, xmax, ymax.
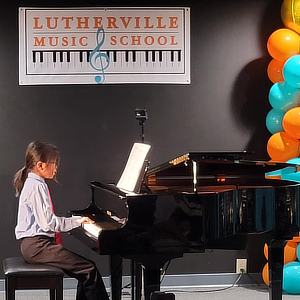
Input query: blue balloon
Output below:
<box><xmin>283</xmin><ymin>55</ymin><xmax>300</xmax><ymax>88</ymax></box>
<box><xmin>269</xmin><ymin>82</ymin><xmax>300</xmax><ymax>112</ymax></box>
<box><xmin>282</xmin><ymin>172</ymin><xmax>300</xmax><ymax>183</ymax></box>
<box><xmin>287</xmin><ymin>157</ymin><xmax>300</xmax><ymax>165</ymax></box>
<box><xmin>283</xmin><ymin>261</ymin><xmax>300</xmax><ymax>294</ymax></box>
<box><xmin>297</xmin><ymin>243</ymin><xmax>300</xmax><ymax>260</ymax></box>
<box><xmin>266</xmin><ymin>109</ymin><xmax>284</xmax><ymax>134</ymax></box>
<box><xmin>281</xmin><ymin>158</ymin><xmax>300</xmax><ymax>182</ymax></box>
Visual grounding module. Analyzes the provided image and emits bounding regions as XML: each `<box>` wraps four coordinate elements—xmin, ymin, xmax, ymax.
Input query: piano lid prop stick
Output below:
<box><xmin>193</xmin><ymin>160</ymin><xmax>198</xmax><ymax>193</ymax></box>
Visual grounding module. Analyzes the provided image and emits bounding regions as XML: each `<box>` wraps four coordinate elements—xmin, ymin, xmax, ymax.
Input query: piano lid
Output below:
<box><xmin>145</xmin><ymin>151</ymin><xmax>300</xmax><ymax>193</ymax></box>
<box><xmin>146</xmin><ymin>151</ymin><xmax>252</xmax><ymax>175</ymax></box>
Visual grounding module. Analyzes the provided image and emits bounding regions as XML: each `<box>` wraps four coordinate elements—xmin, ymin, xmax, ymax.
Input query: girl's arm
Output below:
<box><xmin>30</xmin><ymin>184</ymin><xmax>81</xmax><ymax>233</ymax></box>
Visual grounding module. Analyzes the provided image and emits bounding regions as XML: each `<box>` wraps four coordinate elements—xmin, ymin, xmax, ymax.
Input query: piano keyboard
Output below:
<box><xmin>82</xmin><ymin>223</ymin><xmax>103</xmax><ymax>241</ymax></box>
<box><xmin>29</xmin><ymin>49</ymin><xmax>184</xmax><ymax>74</ymax></box>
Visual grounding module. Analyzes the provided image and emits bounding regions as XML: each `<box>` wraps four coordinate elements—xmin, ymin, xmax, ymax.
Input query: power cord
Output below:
<box><xmin>121</xmin><ymin>264</ymin><xmax>245</xmax><ymax>295</ymax></box>
<box><xmin>163</xmin><ymin>269</ymin><xmax>245</xmax><ymax>294</ymax></box>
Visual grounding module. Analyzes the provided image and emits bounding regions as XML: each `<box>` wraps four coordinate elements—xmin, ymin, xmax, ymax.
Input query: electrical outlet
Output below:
<box><xmin>236</xmin><ymin>258</ymin><xmax>247</xmax><ymax>273</ymax></box>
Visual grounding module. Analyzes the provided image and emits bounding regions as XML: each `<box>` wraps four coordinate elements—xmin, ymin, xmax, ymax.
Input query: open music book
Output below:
<box><xmin>116</xmin><ymin>142</ymin><xmax>151</xmax><ymax>194</ymax></box>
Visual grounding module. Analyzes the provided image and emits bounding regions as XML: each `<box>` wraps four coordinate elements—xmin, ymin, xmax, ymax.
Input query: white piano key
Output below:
<box><xmin>165</xmin><ymin>51</ymin><xmax>172</xmax><ymax>68</ymax></box>
<box><xmin>162</xmin><ymin>51</ymin><xmax>168</xmax><ymax>69</ymax></box>
<box><xmin>70</xmin><ymin>51</ymin><xmax>77</xmax><ymax>68</ymax></box>
<box><xmin>139</xmin><ymin>51</ymin><xmax>147</xmax><ymax>70</ymax></box>
<box><xmin>155</xmin><ymin>52</ymin><xmax>161</xmax><ymax>68</ymax></box>
<box><xmin>34</xmin><ymin>51</ymin><xmax>41</xmax><ymax>63</ymax></box>
<box><xmin>45</xmin><ymin>52</ymin><xmax>52</xmax><ymax>69</ymax></box>
<box><xmin>126</xmin><ymin>51</ymin><xmax>134</xmax><ymax>68</ymax></box>
<box><xmin>82</xmin><ymin>51</ymin><xmax>88</xmax><ymax>66</ymax></box>
<box><xmin>119</xmin><ymin>51</ymin><xmax>126</xmax><ymax>69</ymax></box>
<box><xmin>135</xmin><ymin>51</ymin><xmax>142</xmax><ymax>69</ymax></box>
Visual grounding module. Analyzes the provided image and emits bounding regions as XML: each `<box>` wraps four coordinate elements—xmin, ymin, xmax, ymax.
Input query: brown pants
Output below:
<box><xmin>21</xmin><ymin>236</ymin><xmax>109</xmax><ymax>300</ymax></box>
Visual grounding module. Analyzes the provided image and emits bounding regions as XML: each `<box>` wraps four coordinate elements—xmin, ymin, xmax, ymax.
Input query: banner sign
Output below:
<box><xmin>19</xmin><ymin>7</ymin><xmax>190</xmax><ymax>85</ymax></box>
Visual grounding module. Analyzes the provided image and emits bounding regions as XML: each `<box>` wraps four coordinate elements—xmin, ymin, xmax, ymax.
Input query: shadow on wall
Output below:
<box><xmin>231</xmin><ymin>0</ymin><xmax>284</xmax><ymax>160</ymax></box>
<box><xmin>231</xmin><ymin>57</ymin><xmax>271</xmax><ymax>160</ymax></box>
<box><xmin>230</xmin><ymin>0</ymin><xmax>285</xmax><ymax>271</ymax></box>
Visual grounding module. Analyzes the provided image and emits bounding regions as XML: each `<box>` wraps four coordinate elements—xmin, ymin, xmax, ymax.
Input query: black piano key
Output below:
<box><xmin>152</xmin><ymin>51</ymin><xmax>156</xmax><ymax>62</ymax></box>
<box><xmin>113</xmin><ymin>51</ymin><xmax>117</xmax><ymax>63</ymax></box>
<box><xmin>60</xmin><ymin>51</ymin><xmax>63</xmax><ymax>63</ymax></box>
<box><xmin>125</xmin><ymin>51</ymin><xmax>129</xmax><ymax>62</ymax></box>
<box><xmin>66</xmin><ymin>51</ymin><xmax>70</xmax><ymax>63</ymax></box>
<box><xmin>39</xmin><ymin>51</ymin><xmax>43</xmax><ymax>63</ymax></box>
<box><xmin>178</xmin><ymin>50</ymin><xmax>181</xmax><ymax>62</ymax></box>
<box><xmin>145</xmin><ymin>51</ymin><xmax>149</xmax><ymax>62</ymax></box>
<box><xmin>159</xmin><ymin>51</ymin><xmax>163</xmax><ymax>62</ymax></box>
<box><xmin>53</xmin><ymin>51</ymin><xmax>57</xmax><ymax>63</ymax></box>
<box><xmin>171</xmin><ymin>51</ymin><xmax>174</xmax><ymax>62</ymax></box>
<box><xmin>79</xmin><ymin>51</ymin><xmax>83</xmax><ymax>63</ymax></box>
<box><xmin>32</xmin><ymin>51</ymin><xmax>36</xmax><ymax>63</ymax></box>
<box><xmin>87</xmin><ymin>51</ymin><xmax>90</xmax><ymax>63</ymax></box>
<box><xmin>132</xmin><ymin>51</ymin><xmax>136</xmax><ymax>62</ymax></box>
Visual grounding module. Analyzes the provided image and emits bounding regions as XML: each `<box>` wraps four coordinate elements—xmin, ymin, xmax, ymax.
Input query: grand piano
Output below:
<box><xmin>69</xmin><ymin>149</ymin><xmax>300</xmax><ymax>300</ymax></box>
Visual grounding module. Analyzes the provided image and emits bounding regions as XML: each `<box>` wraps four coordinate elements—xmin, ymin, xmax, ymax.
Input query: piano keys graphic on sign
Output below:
<box><xmin>24</xmin><ymin>9</ymin><xmax>188</xmax><ymax>84</ymax></box>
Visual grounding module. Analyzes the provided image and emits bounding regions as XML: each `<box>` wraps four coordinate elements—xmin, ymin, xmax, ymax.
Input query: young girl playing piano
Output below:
<box><xmin>13</xmin><ymin>141</ymin><xmax>109</xmax><ymax>300</ymax></box>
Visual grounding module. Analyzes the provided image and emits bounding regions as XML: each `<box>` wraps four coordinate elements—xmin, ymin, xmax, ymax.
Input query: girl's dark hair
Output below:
<box><xmin>13</xmin><ymin>141</ymin><xmax>59</xmax><ymax>197</ymax></box>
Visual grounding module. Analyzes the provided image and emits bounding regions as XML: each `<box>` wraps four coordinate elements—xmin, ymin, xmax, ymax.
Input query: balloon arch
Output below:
<box><xmin>263</xmin><ymin>0</ymin><xmax>300</xmax><ymax>293</ymax></box>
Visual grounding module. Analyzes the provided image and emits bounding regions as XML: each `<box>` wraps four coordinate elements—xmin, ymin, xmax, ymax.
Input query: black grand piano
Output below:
<box><xmin>69</xmin><ymin>151</ymin><xmax>300</xmax><ymax>300</ymax></box>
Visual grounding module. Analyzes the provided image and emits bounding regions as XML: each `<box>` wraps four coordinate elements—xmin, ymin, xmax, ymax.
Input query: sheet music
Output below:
<box><xmin>116</xmin><ymin>142</ymin><xmax>151</xmax><ymax>193</ymax></box>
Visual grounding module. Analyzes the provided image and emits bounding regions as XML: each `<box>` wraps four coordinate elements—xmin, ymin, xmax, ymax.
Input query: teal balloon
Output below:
<box><xmin>282</xmin><ymin>172</ymin><xmax>300</xmax><ymax>183</ymax></box>
<box><xmin>266</xmin><ymin>109</ymin><xmax>284</xmax><ymax>134</ymax></box>
<box><xmin>283</xmin><ymin>55</ymin><xmax>300</xmax><ymax>88</ymax></box>
<box><xmin>282</xmin><ymin>158</ymin><xmax>300</xmax><ymax>182</ymax></box>
<box><xmin>269</xmin><ymin>81</ymin><xmax>300</xmax><ymax>112</ymax></box>
<box><xmin>283</xmin><ymin>261</ymin><xmax>300</xmax><ymax>294</ymax></box>
<box><xmin>287</xmin><ymin>157</ymin><xmax>300</xmax><ymax>165</ymax></box>
<box><xmin>297</xmin><ymin>243</ymin><xmax>300</xmax><ymax>260</ymax></box>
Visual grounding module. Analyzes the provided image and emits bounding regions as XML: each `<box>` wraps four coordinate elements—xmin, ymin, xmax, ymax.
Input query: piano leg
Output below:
<box><xmin>268</xmin><ymin>239</ymin><xmax>286</xmax><ymax>300</ymax></box>
<box><xmin>131</xmin><ymin>260</ymin><xmax>142</xmax><ymax>300</ymax></box>
<box><xmin>110</xmin><ymin>255</ymin><xmax>123</xmax><ymax>300</ymax></box>
<box><xmin>144</xmin><ymin>268</ymin><xmax>161</xmax><ymax>300</ymax></box>
<box><xmin>127</xmin><ymin>253</ymin><xmax>182</xmax><ymax>300</ymax></box>
<box><xmin>135</xmin><ymin>263</ymin><xmax>142</xmax><ymax>300</ymax></box>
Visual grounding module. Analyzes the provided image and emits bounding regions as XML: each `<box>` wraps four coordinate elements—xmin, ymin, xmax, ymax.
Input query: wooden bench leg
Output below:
<box><xmin>50</xmin><ymin>289</ymin><xmax>55</xmax><ymax>300</ymax></box>
<box><xmin>56</xmin><ymin>277</ymin><xmax>63</xmax><ymax>300</ymax></box>
<box><xmin>5</xmin><ymin>277</ymin><xmax>15</xmax><ymax>300</ymax></box>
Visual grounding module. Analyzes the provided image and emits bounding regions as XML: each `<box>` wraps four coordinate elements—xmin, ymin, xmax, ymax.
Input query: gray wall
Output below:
<box><xmin>0</xmin><ymin>0</ymin><xmax>283</xmax><ymax>278</ymax></box>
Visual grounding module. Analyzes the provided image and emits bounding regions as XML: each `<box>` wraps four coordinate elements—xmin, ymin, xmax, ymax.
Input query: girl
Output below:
<box><xmin>13</xmin><ymin>141</ymin><xmax>109</xmax><ymax>300</ymax></box>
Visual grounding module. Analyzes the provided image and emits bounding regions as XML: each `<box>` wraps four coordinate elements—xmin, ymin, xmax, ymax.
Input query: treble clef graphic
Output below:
<box><xmin>89</xmin><ymin>28</ymin><xmax>110</xmax><ymax>84</ymax></box>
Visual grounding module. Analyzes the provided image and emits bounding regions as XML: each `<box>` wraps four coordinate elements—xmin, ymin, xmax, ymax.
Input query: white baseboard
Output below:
<box><xmin>0</xmin><ymin>273</ymin><xmax>263</xmax><ymax>292</ymax></box>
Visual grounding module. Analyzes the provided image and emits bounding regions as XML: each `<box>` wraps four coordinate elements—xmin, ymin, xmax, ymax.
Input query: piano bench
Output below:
<box><xmin>3</xmin><ymin>257</ymin><xmax>64</xmax><ymax>300</ymax></box>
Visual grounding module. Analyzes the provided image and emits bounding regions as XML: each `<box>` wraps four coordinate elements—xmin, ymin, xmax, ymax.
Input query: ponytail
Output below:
<box><xmin>13</xmin><ymin>166</ymin><xmax>28</xmax><ymax>197</ymax></box>
<box><xmin>13</xmin><ymin>141</ymin><xmax>59</xmax><ymax>197</ymax></box>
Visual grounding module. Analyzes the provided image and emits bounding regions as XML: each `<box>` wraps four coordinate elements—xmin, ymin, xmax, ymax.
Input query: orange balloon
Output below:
<box><xmin>293</xmin><ymin>232</ymin><xmax>300</xmax><ymax>242</ymax></box>
<box><xmin>284</xmin><ymin>241</ymin><xmax>298</xmax><ymax>264</ymax></box>
<box><xmin>267</xmin><ymin>28</ymin><xmax>300</xmax><ymax>61</ymax></box>
<box><xmin>267</xmin><ymin>132</ymin><xmax>300</xmax><ymax>162</ymax></box>
<box><xmin>264</xmin><ymin>241</ymin><xmax>297</xmax><ymax>264</ymax></box>
<box><xmin>264</xmin><ymin>243</ymin><xmax>268</xmax><ymax>259</ymax></box>
<box><xmin>267</xmin><ymin>59</ymin><xmax>285</xmax><ymax>83</ymax></box>
<box><xmin>262</xmin><ymin>263</ymin><xmax>269</xmax><ymax>286</ymax></box>
<box><xmin>283</xmin><ymin>107</ymin><xmax>300</xmax><ymax>139</ymax></box>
